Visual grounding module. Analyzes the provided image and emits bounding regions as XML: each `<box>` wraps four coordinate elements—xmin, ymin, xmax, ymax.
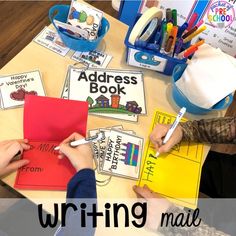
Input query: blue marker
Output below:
<box><xmin>177</xmin><ymin>22</ymin><xmax>188</xmax><ymax>37</ymax></box>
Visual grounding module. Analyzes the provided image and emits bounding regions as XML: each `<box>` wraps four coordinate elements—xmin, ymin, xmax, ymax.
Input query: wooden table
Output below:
<box><xmin>0</xmin><ymin>1</ymin><xmax>226</xmax><ymax>229</ymax></box>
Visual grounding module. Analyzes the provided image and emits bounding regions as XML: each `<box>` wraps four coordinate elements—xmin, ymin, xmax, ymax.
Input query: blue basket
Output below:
<box><xmin>49</xmin><ymin>4</ymin><xmax>110</xmax><ymax>52</ymax></box>
<box><xmin>172</xmin><ymin>64</ymin><xmax>233</xmax><ymax>115</ymax></box>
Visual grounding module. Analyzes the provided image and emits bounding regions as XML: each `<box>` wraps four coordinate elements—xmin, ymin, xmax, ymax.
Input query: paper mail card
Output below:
<box><xmin>67</xmin><ymin>1</ymin><xmax>103</xmax><ymax>40</ymax></box>
<box><xmin>14</xmin><ymin>141</ymin><xmax>76</xmax><ymax>190</ymax></box>
<box><xmin>34</xmin><ymin>27</ymin><xmax>70</xmax><ymax>57</ymax></box>
<box><xmin>68</xmin><ymin>67</ymin><xmax>146</xmax><ymax>115</ymax></box>
<box><xmin>101</xmin><ymin>129</ymin><xmax>144</xmax><ymax>180</ymax></box>
<box><xmin>0</xmin><ymin>70</ymin><xmax>45</xmax><ymax>109</ymax></box>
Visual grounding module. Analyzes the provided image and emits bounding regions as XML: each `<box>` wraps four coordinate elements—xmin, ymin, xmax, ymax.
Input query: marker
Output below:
<box><xmin>160</xmin><ymin>30</ymin><xmax>168</xmax><ymax>52</ymax></box>
<box><xmin>187</xmin><ymin>12</ymin><xmax>198</xmax><ymax>31</ymax></box>
<box><xmin>178</xmin><ymin>46</ymin><xmax>198</xmax><ymax>59</ymax></box>
<box><xmin>54</xmin><ymin>131</ymin><xmax>107</xmax><ymax>150</ymax></box>
<box><xmin>164</xmin><ymin>36</ymin><xmax>174</xmax><ymax>53</ymax></box>
<box><xmin>183</xmin><ymin>25</ymin><xmax>207</xmax><ymax>43</ymax></box>
<box><xmin>173</xmin><ymin>38</ymin><xmax>183</xmax><ymax>57</ymax></box>
<box><xmin>172</xmin><ymin>9</ymin><xmax>177</xmax><ymax>26</ymax></box>
<box><xmin>166</xmin><ymin>8</ymin><xmax>172</xmax><ymax>22</ymax></box>
<box><xmin>166</xmin><ymin>22</ymin><xmax>173</xmax><ymax>36</ymax></box>
<box><xmin>182</xmin><ymin>19</ymin><xmax>204</xmax><ymax>39</ymax></box>
<box><xmin>177</xmin><ymin>22</ymin><xmax>188</xmax><ymax>37</ymax></box>
<box><xmin>155</xmin><ymin>107</ymin><xmax>186</xmax><ymax>157</ymax></box>
<box><xmin>170</xmin><ymin>26</ymin><xmax>178</xmax><ymax>54</ymax></box>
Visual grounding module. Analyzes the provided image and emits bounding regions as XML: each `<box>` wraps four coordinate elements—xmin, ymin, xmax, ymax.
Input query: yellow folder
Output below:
<box><xmin>138</xmin><ymin>109</ymin><xmax>204</xmax><ymax>209</ymax></box>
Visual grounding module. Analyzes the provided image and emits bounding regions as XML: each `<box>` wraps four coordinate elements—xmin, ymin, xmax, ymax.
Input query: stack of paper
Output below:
<box><xmin>89</xmin><ymin>126</ymin><xmax>144</xmax><ymax>180</ymax></box>
<box><xmin>176</xmin><ymin>44</ymin><xmax>236</xmax><ymax>109</ymax></box>
<box><xmin>61</xmin><ymin>66</ymin><xmax>147</xmax><ymax>122</ymax></box>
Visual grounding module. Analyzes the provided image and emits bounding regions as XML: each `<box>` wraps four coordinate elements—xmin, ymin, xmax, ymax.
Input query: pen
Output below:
<box><xmin>172</xmin><ymin>9</ymin><xmax>177</xmax><ymax>26</ymax></box>
<box><xmin>54</xmin><ymin>131</ymin><xmax>107</xmax><ymax>150</ymax></box>
<box><xmin>182</xmin><ymin>19</ymin><xmax>204</xmax><ymax>39</ymax></box>
<box><xmin>178</xmin><ymin>46</ymin><xmax>198</xmax><ymax>59</ymax></box>
<box><xmin>166</xmin><ymin>8</ymin><xmax>172</xmax><ymax>22</ymax></box>
<box><xmin>187</xmin><ymin>12</ymin><xmax>198</xmax><ymax>31</ymax></box>
<box><xmin>177</xmin><ymin>22</ymin><xmax>188</xmax><ymax>37</ymax></box>
<box><xmin>155</xmin><ymin>107</ymin><xmax>186</xmax><ymax>157</ymax></box>
<box><xmin>183</xmin><ymin>25</ymin><xmax>207</xmax><ymax>43</ymax></box>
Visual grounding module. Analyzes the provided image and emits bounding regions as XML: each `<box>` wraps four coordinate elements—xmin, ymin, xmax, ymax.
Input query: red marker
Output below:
<box><xmin>187</xmin><ymin>13</ymin><xmax>198</xmax><ymax>31</ymax></box>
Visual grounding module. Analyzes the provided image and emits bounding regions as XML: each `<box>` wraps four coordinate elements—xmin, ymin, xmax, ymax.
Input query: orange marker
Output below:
<box><xmin>178</xmin><ymin>46</ymin><xmax>198</xmax><ymax>59</ymax></box>
<box><xmin>184</xmin><ymin>39</ymin><xmax>205</xmax><ymax>52</ymax></box>
<box><xmin>170</xmin><ymin>26</ymin><xmax>178</xmax><ymax>54</ymax></box>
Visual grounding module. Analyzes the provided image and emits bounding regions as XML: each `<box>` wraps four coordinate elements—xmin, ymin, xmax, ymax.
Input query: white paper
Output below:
<box><xmin>176</xmin><ymin>44</ymin><xmax>236</xmax><ymax>109</ymax></box>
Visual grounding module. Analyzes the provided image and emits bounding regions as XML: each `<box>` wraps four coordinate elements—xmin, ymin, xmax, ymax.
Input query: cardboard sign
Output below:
<box><xmin>101</xmin><ymin>129</ymin><xmax>144</xmax><ymax>180</ymax></box>
<box><xmin>14</xmin><ymin>141</ymin><xmax>76</xmax><ymax>190</ymax></box>
<box><xmin>34</xmin><ymin>27</ymin><xmax>70</xmax><ymax>57</ymax></box>
<box><xmin>68</xmin><ymin>67</ymin><xmax>146</xmax><ymax>115</ymax></box>
<box><xmin>0</xmin><ymin>70</ymin><xmax>45</xmax><ymax>109</ymax></box>
<box><xmin>24</xmin><ymin>95</ymin><xmax>88</xmax><ymax>141</ymax></box>
<box><xmin>138</xmin><ymin>109</ymin><xmax>205</xmax><ymax>209</ymax></box>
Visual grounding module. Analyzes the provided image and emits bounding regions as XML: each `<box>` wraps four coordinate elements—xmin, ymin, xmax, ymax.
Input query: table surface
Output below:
<box><xmin>0</xmin><ymin>1</ymin><xmax>225</xmax><ymax>215</ymax></box>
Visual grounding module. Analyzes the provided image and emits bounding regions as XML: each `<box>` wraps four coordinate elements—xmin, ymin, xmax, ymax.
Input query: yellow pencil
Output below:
<box><xmin>183</xmin><ymin>25</ymin><xmax>207</xmax><ymax>43</ymax></box>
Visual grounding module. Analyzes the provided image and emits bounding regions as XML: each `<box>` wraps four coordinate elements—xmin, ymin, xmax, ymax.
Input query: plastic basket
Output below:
<box><xmin>49</xmin><ymin>4</ymin><xmax>110</xmax><ymax>52</ymax></box>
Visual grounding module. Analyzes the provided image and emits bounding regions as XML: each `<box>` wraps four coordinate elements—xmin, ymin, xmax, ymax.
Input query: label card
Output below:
<box><xmin>67</xmin><ymin>1</ymin><xmax>103</xmax><ymax>40</ymax></box>
<box><xmin>101</xmin><ymin>129</ymin><xmax>144</xmax><ymax>180</ymax></box>
<box><xmin>71</xmin><ymin>50</ymin><xmax>113</xmax><ymax>68</ymax></box>
<box><xmin>68</xmin><ymin>67</ymin><xmax>146</xmax><ymax>115</ymax></box>
<box><xmin>0</xmin><ymin>70</ymin><xmax>46</xmax><ymax>109</ymax></box>
<box><xmin>54</xmin><ymin>19</ymin><xmax>89</xmax><ymax>40</ymax></box>
<box><xmin>34</xmin><ymin>27</ymin><xmax>70</xmax><ymax>57</ymax></box>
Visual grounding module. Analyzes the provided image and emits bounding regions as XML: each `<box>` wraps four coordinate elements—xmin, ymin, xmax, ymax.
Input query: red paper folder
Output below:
<box><xmin>14</xmin><ymin>95</ymin><xmax>88</xmax><ymax>190</ymax></box>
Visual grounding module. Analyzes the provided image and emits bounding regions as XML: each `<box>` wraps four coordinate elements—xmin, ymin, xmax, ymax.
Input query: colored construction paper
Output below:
<box><xmin>14</xmin><ymin>141</ymin><xmax>76</xmax><ymax>190</ymax></box>
<box><xmin>138</xmin><ymin>109</ymin><xmax>204</xmax><ymax>209</ymax></box>
<box><xmin>24</xmin><ymin>95</ymin><xmax>88</xmax><ymax>141</ymax></box>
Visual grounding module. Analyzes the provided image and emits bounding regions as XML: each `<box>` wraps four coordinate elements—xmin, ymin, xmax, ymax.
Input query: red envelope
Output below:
<box><xmin>15</xmin><ymin>95</ymin><xmax>88</xmax><ymax>190</ymax></box>
<box><xmin>14</xmin><ymin>141</ymin><xmax>76</xmax><ymax>190</ymax></box>
<box><xmin>24</xmin><ymin>95</ymin><xmax>88</xmax><ymax>141</ymax></box>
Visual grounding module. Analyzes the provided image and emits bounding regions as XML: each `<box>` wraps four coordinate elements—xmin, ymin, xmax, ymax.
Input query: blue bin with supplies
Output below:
<box><xmin>172</xmin><ymin>64</ymin><xmax>233</xmax><ymax>115</ymax></box>
<box><xmin>49</xmin><ymin>4</ymin><xmax>110</xmax><ymax>52</ymax></box>
<box><xmin>124</xmin><ymin>14</ymin><xmax>188</xmax><ymax>76</ymax></box>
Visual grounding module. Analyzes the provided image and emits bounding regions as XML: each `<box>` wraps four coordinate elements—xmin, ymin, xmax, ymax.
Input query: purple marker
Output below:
<box><xmin>174</xmin><ymin>38</ymin><xmax>183</xmax><ymax>57</ymax></box>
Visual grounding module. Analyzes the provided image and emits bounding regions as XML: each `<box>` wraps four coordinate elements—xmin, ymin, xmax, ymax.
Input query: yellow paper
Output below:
<box><xmin>138</xmin><ymin>109</ymin><xmax>204</xmax><ymax>209</ymax></box>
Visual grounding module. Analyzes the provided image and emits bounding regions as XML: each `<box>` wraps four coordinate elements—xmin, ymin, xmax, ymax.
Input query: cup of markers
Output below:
<box><xmin>125</xmin><ymin>7</ymin><xmax>207</xmax><ymax>75</ymax></box>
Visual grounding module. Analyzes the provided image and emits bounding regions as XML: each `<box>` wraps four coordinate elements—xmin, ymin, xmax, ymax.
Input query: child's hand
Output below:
<box><xmin>150</xmin><ymin>124</ymin><xmax>183</xmax><ymax>155</ymax></box>
<box><xmin>58</xmin><ymin>133</ymin><xmax>94</xmax><ymax>172</ymax></box>
<box><xmin>133</xmin><ymin>184</ymin><xmax>173</xmax><ymax>231</ymax></box>
<box><xmin>0</xmin><ymin>139</ymin><xmax>30</xmax><ymax>177</ymax></box>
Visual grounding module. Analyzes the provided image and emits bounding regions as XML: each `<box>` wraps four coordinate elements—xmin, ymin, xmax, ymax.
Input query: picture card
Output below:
<box><xmin>34</xmin><ymin>27</ymin><xmax>70</xmax><ymax>57</ymax></box>
<box><xmin>14</xmin><ymin>141</ymin><xmax>76</xmax><ymax>190</ymax></box>
<box><xmin>61</xmin><ymin>70</ymin><xmax>139</xmax><ymax>122</ymax></box>
<box><xmin>24</xmin><ymin>95</ymin><xmax>88</xmax><ymax>141</ymax></box>
<box><xmin>71</xmin><ymin>50</ymin><xmax>112</xmax><ymax>69</ymax></box>
<box><xmin>68</xmin><ymin>67</ymin><xmax>146</xmax><ymax>115</ymax></box>
<box><xmin>67</xmin><ymin>1</ymin><xmax>103</xmax><ymax>40</ymax></box>
<box><xmin>54</xmin><ymin>19</ymin><xmax>89</xmax><ymax>40</ymax></box>
<box><xmin>0</xmin><ymin>70</ymin><xmax>45</xmax><ymax>109</ymax></box>
<box><xmin>101</xmin><ymin>129</ymin><xmax>143</xmax><ymax>180</ymax></box>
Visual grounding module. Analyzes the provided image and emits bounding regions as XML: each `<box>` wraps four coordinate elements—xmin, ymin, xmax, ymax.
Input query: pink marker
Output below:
<box><xmin>196</xmin><ymin>19</ymin><xmax>204</xmax><ymax>28</ymax></box>
<box><xmin>187</xmin><ymin>13</ymin><xmax>198</xmax><ymax>31</ymax></box>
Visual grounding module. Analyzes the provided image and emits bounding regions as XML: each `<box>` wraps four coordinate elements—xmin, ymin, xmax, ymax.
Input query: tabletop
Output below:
<box><xmin>0</xmin><ymin>0</ymin><xmax>225</xmax><ymax>216</ymax></box>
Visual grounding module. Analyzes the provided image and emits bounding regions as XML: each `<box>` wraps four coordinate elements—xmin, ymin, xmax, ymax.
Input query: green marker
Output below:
<box><xmin>172</xmin><ymin>9</ymin><xmax>177</xmax><ymax>26</ymax></box>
